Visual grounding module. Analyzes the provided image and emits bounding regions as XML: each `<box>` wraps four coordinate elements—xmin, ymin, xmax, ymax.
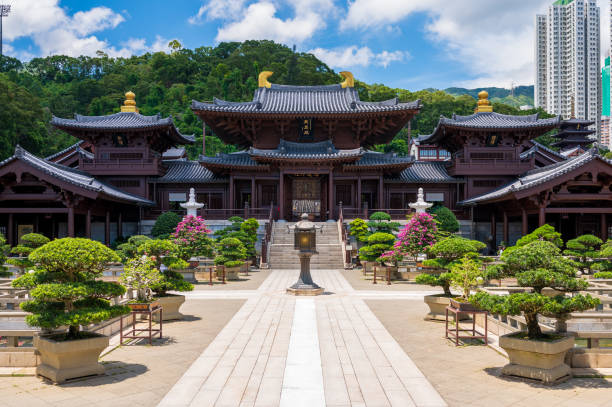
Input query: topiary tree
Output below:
<box><xmin>416</xmin><ymin>236</ymin><xmax>486</xmax><ymax>296</ymax></box>
<box><xmin>515</xmin><ymin>224</ymin><xmax>563</xmax><ymax>248</ymax></box>
<box><xmin>449</xmin><ymin>255</ymin><xmax>484</xmax><ymax>300</ymax></box>
<box><xmin>120</xmin><ymin>256</ymin><xmax>163</xmax><ymax>302</ymax></box>
<box><xmin>135</xmin><ymin>240</ymin><xmax>193</xmax><ymax>296</ymax></box>
<box><xmin>8</xmin><ymin>233</ymin><xmax>50</xmax><ymax>275</ymax></box>
<box><xmin>394</xmin><ymin>212</ymin><xmax>438</xmax><ymax>260</ymax></box>
<box><xmin>349</xmin><ymin>218</ymin><xmax>369</xmax><ymax>245</ymax></box>
<box><xmin>172</xmin><ymin>215</ymin><xmax>214</xmax><ymax>259</ymax></box>
<box><xmin>429</xmin><ymin>205</ymin><xmax>459</xmax><ymax>233</ymax></box>
<box><xmin>564</xmin><ymin>234</ymin><xmax>603</xmax><ymax>273</ymax></box>
<box><xmin>0</xmin><ymin>235</ymin><xmax>10</xmax><ymax>277</ymax></box>
<box><xmin>152</xmin><ymin>211</ymin><xmax>182</xmax><ymax>238</ymax></box>
<box><xmin>12</xmin><ymin>238</ymin><xmax>130</xmax><ymax>338</ymax></box>
<box><xmin>214</xmin><ymin>216</ymin><xmax>244</xmax><ymax>240</ymax></box>
<box><xmin>215</xmin><ymin>237</ymin><xmax>247</xmax><ymax>269</ymax></box>
<box><xmin>358</xmin><ymin>232</ymin><xmax>396</xmax><ymax>265</ymax></box>
<box><xmin>593</xmin><ymin>240</ymin><xmax>612</xmax><ymax>273</ymax></box>
<box><xmin>367</xmin><ymin>211</ymin><xmax>400</xmax><ymax>234</ymax></box>
<box><xmin>116</xmin><ymin>235</ymin><xmax>151</xmax><ymax>263</ymax></box>
<box><xmin>240</xmin><ymin>218</ymin><xmax>260</xmax><ymax>261</ymax></box>
<box><xmin>470</xmin><ymin>240</ymin><xmax>599</xmax><ymax>338</ymax></box>
<box><xmin>593</xmin><ymin>272</ymin><xmax>612</xmax><ymax>279</ymax></box>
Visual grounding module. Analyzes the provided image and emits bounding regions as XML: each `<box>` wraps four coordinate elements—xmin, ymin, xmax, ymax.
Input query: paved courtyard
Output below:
<box><xmin>1</xmin><ymin>268</ymin><xmax>611</xmax><ymax>406</ymax></box>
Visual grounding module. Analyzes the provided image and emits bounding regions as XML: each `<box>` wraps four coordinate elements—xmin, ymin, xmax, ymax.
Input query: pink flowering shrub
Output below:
<box><xmin>394</xmin><ymin>212</ymin><xmax>438</xmax><ymax>259</ymax></box>
<box><xmin>172</xmin><ymin>215</ymin><xmax>214</xmax><ymax>259</ymax></box>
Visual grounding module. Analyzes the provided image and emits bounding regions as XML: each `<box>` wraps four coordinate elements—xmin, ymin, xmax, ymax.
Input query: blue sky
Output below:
<box><xmin>3</xmin><ymin>1</ymin><xmax>610</xmax><ymax>90</ymax></box>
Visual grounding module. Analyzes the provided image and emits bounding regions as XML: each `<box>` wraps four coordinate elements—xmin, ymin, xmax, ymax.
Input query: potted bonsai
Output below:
<box><xmin>0</xmin><ymin>235</ymin><xmax>11</xmax><ymax>278</ymax></box>
<box><xmin>7</xmin><ymin>233</ymin><xmax>49</xmax><ymax>275</ymax></box>
<box><xmin>137</xmin><ymin>239</ymin><xmax>193</xmax><ymax>320</ymax></box>
<box><xmin>120</xmin><ymin>255</ymin><xmax>162</xmax><ymax>311</ymax></box>
<box><xmin>563</xmin><ymin>234</ymin><xmax>603</xmax><ymax>275</ymax></box>
<box><xmin>367</xmin><ymin>211</ymin><xmax>400</xmax><ymax>234</ymax></box>
<box><xmin>358</xmin><ymin>232</ymin><xmax>396</xmax><ymax>277</ymax></box>
<box><xmin>448</xmin><ymin>255</ymin><xmax>484</xmax><ymax>311</ymax></box>
<box><xmin>415</xmin><ymin>236</ymin><xmax>485</xmax><ymax>320</ymax></box>
<box><xmin>470</xmin><ymin>240</ymin><xmax>599</xmax><ymax>384</ymax></box>
<box><xmin>115</xmin><ymin>235</ymin><xmax>151</xmax><ymax>263</ymax></box>
<box><xmin>214</xmin><ymin>237</ymin><xmax>247</xmax><ymax>281</ymax></box>
<box><xmin>12</xmin><ymin>238</ymin><xmax>130</xmax><ymax>383</ymax></box>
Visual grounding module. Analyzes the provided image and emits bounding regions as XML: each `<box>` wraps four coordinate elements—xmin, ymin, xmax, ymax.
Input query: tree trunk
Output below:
<box><xmin>443</xmin><ymin>283</ymin><xmax>452</xmax><ymax>297</ymax></box>
<box><xmin>524</xmin><ymin>313</ymin><xmax>542</xmax><ymax>339</ymax></box>
<box><xmin>68</xmin><ymin>325</ymin><xmax>79</xmax><ymax>338</ymax></box>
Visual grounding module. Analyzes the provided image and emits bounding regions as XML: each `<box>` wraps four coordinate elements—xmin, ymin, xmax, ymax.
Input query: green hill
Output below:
<box><xmin>445</xmin><ymin>86</ymin><xmax>534</xmax><ymax>108</ymax></box>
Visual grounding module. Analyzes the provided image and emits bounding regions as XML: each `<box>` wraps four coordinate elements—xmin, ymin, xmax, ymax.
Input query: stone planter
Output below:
<box><xmin>450</xmin><ymin>298</ymin><xmax>480</xmax><ymax>312</ymax></box>
<box><xmin>423</xmin><ymin>294</ymin><xmax>469</xmax><ymax>321</ymax></box>
<box><xmin>498</xmin><ymin>333</ymin><xmax>574</xmax><ymax>384</ymax></box>
<box><xmin>156</xmin><ymin>294</ymin><xmax>186</xmax><ymax>321</ymax></box>
<box><xmin>216</xmin><ymin>265</ymin><xmax>240</xmax><ymax>281</ymax></box>
<box><xmin>34</xmin><ymin>334</ymin><xmax>109</xmax><ymax>383</ymax></box>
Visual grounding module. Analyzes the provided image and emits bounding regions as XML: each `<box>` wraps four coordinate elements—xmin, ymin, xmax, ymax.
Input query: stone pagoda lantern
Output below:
<box><xmin>286</xmin><ymin>213</ymin><xmax>323</xmax><ymax>296</ymax></box>
<box><xmin>180</xmin><ymin>188</ymin><xmax>204</xmax><ymax>217</ymax></box>
<box><xmin>409</xmin><ymin>187</ymin><xmax>433</xmax><ymax>214</ymax></box>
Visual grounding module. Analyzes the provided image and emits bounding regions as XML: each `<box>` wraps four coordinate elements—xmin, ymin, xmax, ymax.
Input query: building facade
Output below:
<box><xmin>536</xmin><ymin>0</ymin><xmax>601</xmax><ymax>136</ymax></box>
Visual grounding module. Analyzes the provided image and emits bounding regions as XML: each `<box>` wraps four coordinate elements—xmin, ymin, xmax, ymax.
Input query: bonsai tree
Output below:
<box><xmin>564</xmin><ymin>234</ymin><xmax>603</xmax><ymax>273</ymax></box>
<box><xmin>416</xmin><ymin>236</ymin><xmax>486</xmax><ymax>296</ymax></box>
<box><xmin>470</xmin><ymin>240</ymin><xmax>599</xmax><ymax>338</ymax></box>
<box><xmin>12</xmin><ymin>238</ymin><xmax>129</xmax><ymax>338</ymax></box>
<box><xmin>116</xmin><ymin>235</ymin><xmax>151</xmax><ymax>263</ymax></box>
<box><xmin>0</xmin><ymin>235</ymin><xmax>10</xmax><ymax>277</ymax></box>
<box><xmin>8</xmin><ymin>233</ymin><xmax>50</xmax><ymax>275</ymax></box>
<box><xmin>215</xmin><ymin>237</ymin><xmax>247</xmax><ymax>269</ymax></box>
<box><xmin>367</xmin><ymin>211</ymin><xmax>400</xmax><ymax>234</ymax></box>
<box><xmin>172</xmin><ymin>215</ymin><xmax>214</xmax><ymax>259</ymax></box>
<box><xmin>449</xmin><ymin>255</ymin><xmax>484</xmax><ymax>300</ymax></box>
<box><xmin>349</xmin><ymin>218</ymin><xmax>369</xmax><ymax>246</ymax></box>
<box><xmin>359</xmin><ymin>232</ymin><xmax>396</xmax><ymax>265</ymax></box>
<box><xmin>120</xmin><ymin>255</ymin><xmax>163</xmax><ymax>303</ymax></box>
<box><xmin>394</xmin><ymin>212</ymin><xmax>438</xmax><ymax>260</ymax></box>
<box><xmin>214</xmin><ymin>216</ymin><xmax>245</xmax><ymax>240</ymax></box>
<box><xmin>429</xmin><ymin>205</ymin><xmax>459</xmax><ymax>234</ymax></box>
<box><xmin>240</xmin><ymin>218</ymin><xmax>260</xmax><ymax>261</ymax></box>
<box><xmin>593</xmin><ymin>240</ymin><xmax>612</xmax><ymax>275</ymax></box>
<box><xmin>515</xmin><ymin>224</ymin><xmax>563</xmax><ymax>247</ymax></box>
<box><xmin>152</xmin><ymin>211</ymin><xmax>182</xmax><ymax>238</ymax></box>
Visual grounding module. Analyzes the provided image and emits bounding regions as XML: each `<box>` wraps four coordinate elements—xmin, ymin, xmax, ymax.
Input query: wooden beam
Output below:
<box><xmin>545</xmin><ymin>208</ymin><xmax>612</xmax><ymax>214</ymax></box>
<box><xmin>551</xmin><ymin>193</ymin><xmax>612</xmax><ymax>201</ymax></box>
<box><xmin>0</xmin><ymin>208</ymin><xmax>68</xmax><ymax>214</ymax></box>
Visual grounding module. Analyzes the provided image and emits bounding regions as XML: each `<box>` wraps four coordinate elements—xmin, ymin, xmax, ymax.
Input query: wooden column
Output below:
<box><xmin>490</xmin><ymin>211</ymin><xmax>496</xmax><ymax>249</ymax></box>
<box><xmin>503</xmin><ymin>211</ymin><xmax>509</xmax><ymax>245</ymax></box>
<box><xmin>229</xmin><ymin>175</ymin><xmax>234</xmax><ymax>210</ymax></box>
<box><xmin>251</xmin><ymin>178</ymin><xmax>256</xmax><ymax>208</ymax></box>
<box><xmin>86</xmin><ymin>209</ymin><xmax>91</xmax><ymax>239</ymax></box>
<box><xmin>378</xmin><ymin>175</ymin><xmax>384</xmax><ymax>209</ymax></box>
<box><xmin>538</xmin><ymin>206</ymin><xmax>546</xmax><ymax>227</ymax></box>
<box><xmin>279</xmin><ymin>170</ymin><xmax>285</xmax><ymax>220</ymax></box>
<box><xmin>329</xmin><ymin>171</ymin><xmax>334</xmax><ymax>219</ymax></box>
<box><xmin>357</xmin><ymin>176</ymin><xmax>362</xmax><ymax>211</ymax></box>
<box><xmin>105</xmin><ymin>211</ymin><xmax>110</xmax><ymax>246</ymax></box>
<box><xmin>7</xmin><ymin>213</ymin><xmax>13</xmax><ymax>246</ymax></box>
<box><xmin>117</xmin><ymin>211</ymin><xmax>123</xmax><ymax>238</ymax></box>
<box><xmin>521</xmin><ymin>208</ymin><xmax>528</xmax><ymax>236</ymax></box>
<box><xmin>601</xmin><ymin>213</ymin><xmax>608</xmax><ymax>241</ymax></box>
<box><xmin>67</xmin><ymin>206</ymin><xmax>75</xmax><ymax>238</ymax></box>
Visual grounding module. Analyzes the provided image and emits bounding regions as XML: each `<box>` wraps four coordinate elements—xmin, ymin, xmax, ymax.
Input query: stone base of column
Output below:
<box><xmin>286</xmin><ymin>286</ymin><xmax>324</xmax><ymax>296</ymax></box>
<box><xmin>286</xmin><ymin>252</ymin><xmax>324</xmax><ymax>296</ymax></box>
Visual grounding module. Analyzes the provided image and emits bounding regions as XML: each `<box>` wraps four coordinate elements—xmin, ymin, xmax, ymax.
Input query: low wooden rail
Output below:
<box><xmin>259</xmin><ymin>203</ymin><xmax>274</xmax><ymax>269</ymax></box>
<box><xmin>337</xmin><ymin>203</ymin><xmax>352</xmax><ymax>269</ymax></box>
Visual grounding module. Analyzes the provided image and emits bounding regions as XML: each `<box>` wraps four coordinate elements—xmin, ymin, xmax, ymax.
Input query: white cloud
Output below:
<box><xmin>189</xmin><ymin>0</ymin><xmax>247</xmax><ymax>24</ymax></box>
<box><xmin>310</xmin><ymin>46</ymin><xmax>408</xmax><ymax>68</ymax></box>
<box><xmin>2</xmin><ymin>0</ymin><xmax>168</xmax><ymax>58</ymax></box>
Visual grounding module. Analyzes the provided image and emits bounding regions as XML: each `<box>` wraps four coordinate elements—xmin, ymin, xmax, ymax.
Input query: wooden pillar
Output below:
<box><xmin>67</xmin><ymin>206</ymin><xmax>75</xmax><ymax>238</ymax></box>
<box><xmin>7</xmin><ymin>213</ymin><xmax>13</xmax><ymax>246</ymax></box>
<box><xmin>251</xmin><ymin>178</ymin><xmax>256</xmax><ymax>208</ymax></box>
<box><xmin>279</xmin><ymin>170</ymin><xmax>285</xmax><ymax>220</ymax></box>
<box><xmin>86</xmin><ymin>209</ymin><xmax>91</xmax><ymax>239</ymax></box>
<box><xmin>105</xmin><ymin>211</ymin><xmax>110</xmax><ymax>246</ymax></box>
<box><xmin>538</xmin><ymin>206</ymin><xmax>546</xmax><ymax>227</ymax></box>
<box><xmin>521</xmin><ymin>208</ymin><xmax>528</xmax><ymax>236</ymax></box>
<box><xmin>601</xmin><ymin>213</ymin><xmax>608</xmax><ymax>241</ymax></box>
<box><xmin>503</xmin><ymin>211</ymin><xmax>509</xmax><ymax>245</ymax></box>
<box><xmin>329</xmin><ymin>171</ymin><xmax>334</xmax><ymax>219</ymax></box>
<box><xmin>490</xmin><ymin>211</ymin><xmax>496</xmax><ymax>249</ymax></box>
<box><xmin>357</xmin><ymin>176</ymin><xmax>362</xmax><ymax>211</ymax></box>
<box><xmin>378</xmin><ymin>175</ymin><xmax>384</xmax><ymax>209</ymax></box>
<box><xmin>229</xmin><ymin>175</ymin><xmax>234</xmax><ymax>210</ymax></box>
<box><xmin>117</xmin><ymin>211</ymin><xmax>123</xmax><ymax>238</ymax></box>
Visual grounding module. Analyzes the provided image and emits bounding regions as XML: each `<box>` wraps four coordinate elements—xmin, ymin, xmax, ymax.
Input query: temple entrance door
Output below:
<box><xmin>361</xmin><ymin>192</ymin><xmax>375</xmax><ymax>211</ymax></box>
<box><xmin>238</xmin><ymin>192</ymin><xmax>251</xmax><ymax>209</ymax></box>
<box><xmin>290</xmin><ymin>176</ymin><xmax>321</xmax><ymax>220</ymax></box>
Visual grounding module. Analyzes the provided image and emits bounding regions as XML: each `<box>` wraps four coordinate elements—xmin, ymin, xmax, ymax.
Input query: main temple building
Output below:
<box><xmin>0</xmin><ymin>72</ymin><xmax>610</xmax><ymax>249</ymax></box>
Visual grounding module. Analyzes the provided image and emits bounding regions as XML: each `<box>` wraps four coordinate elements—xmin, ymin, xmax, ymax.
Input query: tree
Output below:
<box><xmin>215</xmin><ymin>237</ymin><xmax>247</xmax><ymax>269</ymax></box>
<box><xmin>349</xmin><ymin>218</ymin><xmax>369</xmax><ymax>244</ymax></box>
<box><xmin>367</xmin><ymin>211</ymin><xmax>400</xmax><ymax>234</ymax></box>
<box><xmin>8</xmin><ymin>233</ymin><xmax>50</xmax><ymax>275</ymax></box>
<box><xmin>12</xmin><ymin>238</ymin><xmax>129</xmax><ymax>338</ymax></box>
<box><xmin>470</xmin><ymin>240</ymin><xmax>599</xmax><ymax>339</ymax></box>
<box><xmin>449</xmin><ymin>255</ymin><xmax>484</xmax><ymax>300</ymax></box>
<box><xmin>0</xmin><ymin>235</ymin><xmax>10</xmax><ymax>277</ymax></box>
<box><xmin>152</xmin><ymin>212</ymin><xmax>182</xmax><ymax>238</ymax></box>
<box><xmin>515</xmin><ymin>224</ymin><xmax>563</xmax><ymax>248</ymax></box>
<box><xmin>394</xmin><ymin>212</ymin><xmax>438</xmax><ymax>259</ymax></box>
<box><xmin>563</xmin><ymin>234</ymin><xmax>603</xmax><ymax>273</ymax></box>
<box><xmin>429</xmin><ymin>205</ymin><xmax>459</xmax><ymax>233</ymax></box>
<box><xmin>120</xmin><ymin>256</ymin><xmax>163</xmax><ymax>302</ymax></box>
<box><xmin>358</xmin><ymin>232</ymin><xmax>396</xmax><ymax>265</ymax></box>
<box><xmin>172</xmin><ymin>215</ymin><xmax>214</xmax><ymax>259</ymax></box>
<box><xmin>115</xmin><ymin>235</ymin><xmax>151</xmax><ymax>263</ymax></box>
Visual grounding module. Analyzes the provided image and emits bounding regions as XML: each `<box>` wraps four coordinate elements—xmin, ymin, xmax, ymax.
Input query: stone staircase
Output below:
<box><xmin>268</xmin><ymin>222</ymin><xmax>345</xmax><ymax>269</ymax></box>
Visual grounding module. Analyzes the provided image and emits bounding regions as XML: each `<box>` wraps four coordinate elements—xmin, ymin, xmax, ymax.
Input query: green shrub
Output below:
<box><xmin>152</xmin><ymin>212</ymin><xmax>182</xmax><ymax>238</ymax></box>
<box><xmin>564</xmin><ymin>234</ymin><xmax>603</xmax><ymax>273</ymax></box>
<box><xmin>449</xmin><ymin>255</ymin><xmax>484</xmax><ymax>300</ymax></box>
<box><xmin>215</xmin><ymin>237</ymin><xmax>247</xmax><ymax>269</ymax></box>
<box><xmin>8</xmin><ymin>233</ymin><xmax>50</xmax><ymax>275</ymax></box>
<box><xmin>349</xmin><ymin>218</ymin><xmax>369</xmax><ymax>243</ymax></box>
<box><xmin>367</xmin><ymin>212</ymin><xmax>399</xmax><ymax>234</ymax></box>
<box><xmin>358</xmin><ymin>232</ymin><xmax>395</xmax><ymax>265</ymax></box>
<box><xmin>120</xmin><ymin>256</ymin><xmax>162</xmax><ymax>302</ymax></box>
<box><xmin>429</xmin><ymin>205</ymin><xmax>459</xmax><ymax>233</ymax></box>
<box><xmin>593</xmin><ymin>272</ymin><xmax>612</xmax><ymax>279</ymax></box>
<box><xmin>0</xmin><ymin>235</ymin><xmax>9</xmax><ymax>277</ymax></box>
<box><xmin>12</xmin><ymin>238</ymin><xmax>129</xmax><ymax>338</ymax></box>
<box><xmin>115</xmin><ymin>235</ymin><xmax>151</xmax><ymax>262</ymax></box>
<box><xmin>515</xmin><ymin>224</ymin><xmax>563</xmax><ymax>248</ymax></box>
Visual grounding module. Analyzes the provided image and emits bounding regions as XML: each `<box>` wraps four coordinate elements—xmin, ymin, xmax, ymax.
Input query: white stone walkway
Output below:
<box><xmin>158</xmin><ymin>269</ymin><xmax>446</xmax><ymax>407</ymax></box>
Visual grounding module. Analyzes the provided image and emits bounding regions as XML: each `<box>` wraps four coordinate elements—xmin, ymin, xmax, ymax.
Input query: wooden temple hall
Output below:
<box><xmin>0</xmin><ymin>72</ymin><xmax>610</xmax><ymax>247</ymax></box>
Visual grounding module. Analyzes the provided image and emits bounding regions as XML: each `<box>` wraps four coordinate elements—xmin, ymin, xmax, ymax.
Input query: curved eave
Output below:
<box><xmin>199</xmin><ymin>162</ymin><xmax>270</xmax><ymax>172</ymax></box>
<box><xmin>343</xmin><ymin>163</ymin><xmax>412</xmax><ymax>171</ymax></box>
<box><xmin>251</xmin><ymin>155</ymin><xmax>362</xmax><ymax>164</ymax></box>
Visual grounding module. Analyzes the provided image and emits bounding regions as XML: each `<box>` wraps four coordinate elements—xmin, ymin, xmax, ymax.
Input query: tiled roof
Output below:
<box><xmin>162</xmin><ymin>147</ymin><xmax>187</xmax><ymax>160</ymax></box>
<box><xmin>45</xmin><ymin>141</ymin><xmax>84</xmax><ymax>161</ymax></box>
<box><xmin>460</xmin><ymin>150</ymin><xmax>611</xmax><ymax>205</ymax></box>
<box><xmin>199</xmin><ymin>151</ymin><xmax>269</xmax><ymax>170</ymax></box>
<box><xmin>520</xmin><ymin>140</ymin><xmax>566</xmax><ymax>161</ymax></box>
<box><xmin>344</xmin><ymin>151</ymin><xmax>413</xmax><ymax>170</ymax></box>
<box><xmin>250</xmin><ymin>139</ymin><xmax>362</xmax><ymax>160</ymax></box>
<box><xmin>192</xmin><ymin>84</ymin><xmax>420</xmax><ymax>114</ymax></box>
<box><xmin>51</xmin><ymin>112</ymin><xmax>195</xmax><ymax>144</ymax></box>
<box><xmin>154</xmin><ymin>160</ymin><xmax>226</xmax><ymax>183</ymax></box>
<box><xmin>387</xmin><ymin>161</ymin><xmax>463</xmax><ymax>183</ymax></box>
<box><xmin>2</xmin><ymin>146</ymin><xmax>154</xmax><ymax>205</ymax></box>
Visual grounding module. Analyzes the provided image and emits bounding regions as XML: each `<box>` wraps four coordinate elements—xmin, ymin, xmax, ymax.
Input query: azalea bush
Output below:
<box><xmin>120</xmin><ymin>256</ymin><xmax>162</xmax><ymax>302</ymax></box>
<box><xmin>394</xmin><ymin>212</ymin><xmax>438</xmax><ymax>259</ymax></box>
<box><xmin>12</xmin><ymin>238</ymin><xmax>129</xmax><ymax>338</ymax></box>
<box><xmin>172</xmin><ymin>215</ymin><xmax>214</xmax><ymax>259</ymax></box>
<box><xmin>8</xmin><ymin>233</ymin><xmax>49</xmax><ymax>275</ymax></box>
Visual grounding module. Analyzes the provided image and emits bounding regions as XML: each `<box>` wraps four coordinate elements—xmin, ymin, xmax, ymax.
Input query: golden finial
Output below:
<box><xmin>340</xmin><ymin>71</ymin><xmax>354</xmax><ymax>88</ymax></box>
<box><xmin>121</xmin><ymin>91</ymin><xmax>139</xmax><ymax>113</ymax></box>
<box><xmin>475</xmin><ymin>90</ymin><xmax>493</xmax><ymax>113</ymax></box>
<box><xmin>258</xmin><ymin>71</ymin><xmax>273</xmax><ymax>88</ymax></box>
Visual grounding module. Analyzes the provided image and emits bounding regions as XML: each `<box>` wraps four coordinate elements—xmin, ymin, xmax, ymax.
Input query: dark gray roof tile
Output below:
<box><xmin>154</xmin><ymin>160</ymin><xmax>226</xmax><ymax>183</ymax></box>
<box><xmin>251</xmin><ymin>139</ymin><xmax>362</xmax><ymax>160</ymax></box>
<box><xmin>387</xmin><ymin>161</ymin><xmax>463</xmax><ymax>183</ymax></box>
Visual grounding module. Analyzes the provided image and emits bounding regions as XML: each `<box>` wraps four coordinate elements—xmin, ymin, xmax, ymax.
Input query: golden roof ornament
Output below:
<box><xmin>474</xmin><ymin>90</ymin><xmax>493</xmax><ymax>113</ymax></box>
<box><xmin>340</xmin><ymin>71</ymin><xmax>354</xmax><ymax>88</ymax></box>
<box><xmin>121</xmin><ymin>91</ymin><xmax>139</xmax><ymax>113</ymax></box>
<box><xmin>258</xmin><ymin>71</ymin><xmax>273</xmax><ymax>88</ymax></box>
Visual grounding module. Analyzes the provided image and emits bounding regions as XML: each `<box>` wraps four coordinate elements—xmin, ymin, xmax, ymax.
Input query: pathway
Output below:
<box><xmin>158</xmin><ymin>269</ymin><xmax>446</xmax><ymax>407</ymax></box>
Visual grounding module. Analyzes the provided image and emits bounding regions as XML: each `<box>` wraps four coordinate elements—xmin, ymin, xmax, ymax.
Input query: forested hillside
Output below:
<box><xmin>445</xmin><ymin>86</ymin><xmax>534</xmax><ymax>108</ymax></box>
<box><xmin>0</xmin><ymin>40</ymin><xmax>550</xmax><ymax>160</ymax></box>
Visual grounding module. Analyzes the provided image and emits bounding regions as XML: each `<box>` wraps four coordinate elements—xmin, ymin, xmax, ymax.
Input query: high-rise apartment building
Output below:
<box><xmin>535</xmin><ymin>0</ymin><xmax>601</xmax><ymax>136</ymax></box>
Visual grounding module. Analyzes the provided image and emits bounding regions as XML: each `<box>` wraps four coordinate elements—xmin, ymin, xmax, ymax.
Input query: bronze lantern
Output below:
<box><xmin>294</xmin><ymin>219</ymin><xmax>317</xmax><ymax>252</ymax></box>
<box><xmin>286</xmin><ymin>213</ymin><xmax>323</xmax><ymax>295</ymax></box>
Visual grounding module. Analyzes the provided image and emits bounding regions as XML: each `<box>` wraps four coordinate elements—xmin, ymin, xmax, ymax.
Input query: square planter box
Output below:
<box><xmin>450</xmin><ymin>298</ymin><xmax>480</xmax><ymax>312</ymax></box>
<box><xmin>128</xmin><ymin>301</ymin><xmax>159</xmax><ymax>312</ymax></box>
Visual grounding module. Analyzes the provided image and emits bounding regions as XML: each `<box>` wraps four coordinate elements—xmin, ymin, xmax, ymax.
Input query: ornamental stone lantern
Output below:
<box><xmin>180</xmin><ymin>188</ymin><xmax>204</xmax><ymax>217</ymax></box>
<box><xmin>286</xmin><ymin>213</ymin><xmax>324</xmax><ymax>296</ymax></box>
